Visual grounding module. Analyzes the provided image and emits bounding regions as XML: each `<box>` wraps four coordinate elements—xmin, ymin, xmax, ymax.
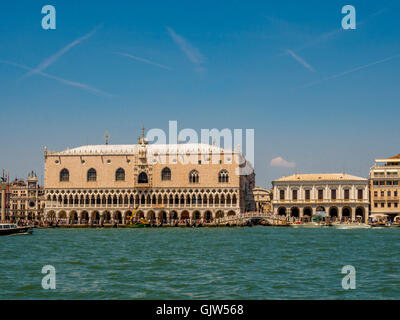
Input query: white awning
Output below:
<box><xmin>370</xmin><ymin>213</ymin><xmax>388</xmax><ymax>218</ymax></box>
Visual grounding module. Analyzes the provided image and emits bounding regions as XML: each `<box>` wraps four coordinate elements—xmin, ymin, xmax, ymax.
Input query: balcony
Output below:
<box><xmin>46</xmin><ymin>200</ymin><xmax>239</xmax><ymax>210</ymax></box>
<box><xmin>273</xmin><ymin>198</ymin><xmax>365</xmax><ymax>204</ymax></box>
<box><xmin>135</xmin><ymin>183</ymin><xmax>152</xmax><ymax>189</ymax></box>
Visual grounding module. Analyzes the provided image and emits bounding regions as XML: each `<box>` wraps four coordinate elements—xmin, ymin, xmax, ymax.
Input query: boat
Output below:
<box><xmin>333</xmin><ymin>223</ymin><xmax>371</xmax><ymax>229</ymax></box>
<box><xmin>273</xmin><ymin>222</ymin><xmax>291</xmax><ymax>227</ymax></box>
<box><xmin>290</xmin><ymin>212</ymin><xmax>330</xmax><ymax>228</ymax></box>
<box><xmin>373</xmin><ymin>222</ymin><xmax>400</xmax><ymax>228</ymax></box>
<box><xmin>126</xmin><ymin>223</ymin><xmax>149</xmax><ymax>228</ymax></box>
<box><xmin>0</xmin><ymin>223</ymin><xmax>33</xmax><ymax>236</ymax></box>
<box><xmin>370</xmin><ymin>222</ymin><xmax>387</xmax><ymax>228</ymax></box>
<box><xmin>126</xmin><ymin>219</ymin><xmax>150</xmax><ymax>228</ymax></box>
<box><xmin>290</xmin><ymin>222</ymin><xmax>323</xmax><ymax>228</ymax></box>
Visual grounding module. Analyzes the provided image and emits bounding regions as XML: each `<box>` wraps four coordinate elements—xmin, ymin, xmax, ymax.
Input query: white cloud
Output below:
<box><xmin>270</xmin><ymin>156</ymin><xmax>296</xmax><ymax>168</ymax></box>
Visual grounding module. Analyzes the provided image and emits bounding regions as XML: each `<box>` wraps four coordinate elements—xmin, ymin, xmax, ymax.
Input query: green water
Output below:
<box><xmin>1</xmin><ymin>227</ymin><xmax>400</xmax><ymax>299</ymax></box>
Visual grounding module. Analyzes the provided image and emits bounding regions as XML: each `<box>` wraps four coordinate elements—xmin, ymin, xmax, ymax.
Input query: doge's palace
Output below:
<box><xmin>44</xmin><ymin>133</ymin><xmax>255</xmax><ymax>224</ymax></box>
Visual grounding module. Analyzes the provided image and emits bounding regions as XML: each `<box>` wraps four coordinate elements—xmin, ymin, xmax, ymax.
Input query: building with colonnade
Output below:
<box><xmin>44</xmin><ymin>133</ymin><xmax>255</xmax><ymax>224</ymax></box>
<box><xmin>272</xmin><ymin>173</ymin><xmax>369</xmax><ymax>222</ymax></box>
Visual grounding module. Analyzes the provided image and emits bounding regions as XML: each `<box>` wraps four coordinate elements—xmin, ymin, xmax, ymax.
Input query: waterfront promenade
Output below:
<box><xmin>11</xmin><ymin>211</ymin><xmax>268</xmax><ymax>228</ymax></box>
<box><xmin>6</xmin><ymin>211</ymin><xmax>396</xmax><ymax>228</ymax></box>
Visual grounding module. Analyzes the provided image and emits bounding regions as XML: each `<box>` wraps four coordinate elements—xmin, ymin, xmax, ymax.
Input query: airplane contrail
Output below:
<box><xmin>286</xmin><ymin>49</ymin><xmax>315</xmax><ymax>72</ymax></box>
<box><xmin>280</xmin><ymin>7</ymin><xmax>388</xmax><ymax>57</ymax></box>
<box><xmin>300</xmin><ymin>53</ymin><xmax>400</xmax><ymax>88</ymax></box>
<box><xmin>166</xmin><ymin>26</ymin><xmax>206</xmax><ymax>73</ymax></box>
<box><xmin>115</xmin><ymin>52</ymin><xmax>172</xmax><ymax>70</ymax></box>
<box><xmin>21</xmin><ymin>24</ymin><xmax>102</xmax><ymax>79</ymax></box>
<box><xmin>1</xmin><ymin>60</ymin><xmax>112</xmax><ymax>97</ymax></box>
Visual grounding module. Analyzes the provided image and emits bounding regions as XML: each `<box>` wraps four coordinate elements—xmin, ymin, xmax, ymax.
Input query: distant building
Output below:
<box><xmin>369</xmin><ymin>154</ymin><xmax>400</xmax><ymax>221</ymax></box>
<box><xmin>43</xmin><ymin>132</ymin><xmax>255</xmax><ymax>224</ymax></box>
<box><xmin>272</xmin><ymin>173</ymin><xmax>369</xmax><ymax>222</ymax></box>
<box><xmin>8</xmin><ymin>171</ymin><xmax>45</xmax><ymax>221</ymax></box>
<box><xmin>252</xmin><ymin>187</ymin><xmax>272</xmax><ymax>213</ymax></box>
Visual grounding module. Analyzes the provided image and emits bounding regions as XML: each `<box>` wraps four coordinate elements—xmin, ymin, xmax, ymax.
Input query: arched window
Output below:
<box><xmin>115</xmin><ymin>168</ymin><xmax>125</xmax><ymax>181</ymax></box>
<box><xmin>138</xmin><ymin>172</ymin><xmax>148</xmax><ymax>184</ymax></box>
<box><xmin>87</xmin><ymin>168</ymin><xmax>97</xmax><ymax>182</ymax></box>
<box><xmin>161</xmin><ymin>167</ymin><xmax>171</xmax><ymax>181</ymax></box>
<box><xmin>189</xmin><ymin>170</ymin><xmax>199</xmax><ymax>183</ymax></box>
<box><xmin>59</xmin><ymin>169</ymin><xmax>69</xmax><ymax>182</ymax></box>
<box><xmin>218</xmin><ymin>170</ymin><xmax>229</xmax><ymax>183</ymax></box>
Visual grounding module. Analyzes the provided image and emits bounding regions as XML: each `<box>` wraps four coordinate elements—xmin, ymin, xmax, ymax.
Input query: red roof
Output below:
<box><xmin>389</xmin><ymin>154</ymin><xmax>400</xmax><ymax>159</ymax></box>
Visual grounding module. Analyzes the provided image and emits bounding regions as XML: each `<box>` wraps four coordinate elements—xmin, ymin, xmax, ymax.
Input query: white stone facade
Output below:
<box><xmin>272</xmin><ymin>174</ymin><xmax>369</xmax><ymax>222</ymax></box>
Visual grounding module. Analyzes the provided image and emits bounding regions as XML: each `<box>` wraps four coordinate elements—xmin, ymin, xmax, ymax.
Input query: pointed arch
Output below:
<box><xmin>87</xmin><ymin>168</ymin><xmax>97</xmax><ymax>182</ymax></box>
<box><xmin>60</xmin><ymin>168</ymin><xmax>69</xmax><ymax>182</ymax></box>
<box><xmin>161</xmin><ymin>167</ymin><xmax>171</xmax><ymax>181</ymax></box>
<box><xmin>189</xmin><ymin>170</ymin><xmax>199</xmax><ymax>183</ymax></box>
<box><xmin>218</xmin><ymin>169</ymin><xmax>229</xmax><ymax>183</ymax></box>
<box><xmin>115</xmin><ymin>168</ymin><xmax>125</xmax><ymax>181</ymax></box>
<box><xmin>232</xmin><ymin>194</ymin><xmax>237</xmax><ymax>205</ymax></box>
<box><xmin>138</xmin><ymin>172</ymin><xmax>148</xmax><ymax>184</ymax></box>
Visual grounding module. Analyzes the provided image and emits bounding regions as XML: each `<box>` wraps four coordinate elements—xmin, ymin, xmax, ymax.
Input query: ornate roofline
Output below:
<box><xmin>45</xmin><ymin>143</ymin><xmax>237</xmax><ymax>157</ymax></box>
<box><xmin>273</xmin><ymin>173</ymin><xmax>367</xmax><ymax>183</ymax></box>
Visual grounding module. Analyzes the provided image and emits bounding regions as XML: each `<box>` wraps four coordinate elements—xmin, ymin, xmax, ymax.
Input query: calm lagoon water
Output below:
<box><xmin>1</xmin><ymin>227</ymin><xmax>400</xmax><ymax>299</ymax></box>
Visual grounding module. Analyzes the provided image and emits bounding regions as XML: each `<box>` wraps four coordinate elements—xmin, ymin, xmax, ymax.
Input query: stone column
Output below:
<box><xmin>312</xmin><ymin>207</ymin><xmax>317</xmax><ymax>216</ymax></box>
<box><xmin>351</xmin><ymin>207</ymin><xmax>356</xmax><ymax>222</ymax></box>
<box><xmin>122</xmin><ymin>212</ymin><xmax>126</xmax><ymax>224</ymax></box>
<box><xmin>111</xmin><ymin>212</ymin><xmax>115</xmax><ymax>224</ymax></box>
<box><xmin>1</xmin><ymin>184</ymin><xmax>6</xmax><ymax>222</ymax></box>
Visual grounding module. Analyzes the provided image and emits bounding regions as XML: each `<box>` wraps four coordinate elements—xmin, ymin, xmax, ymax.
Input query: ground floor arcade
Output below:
<box><xmin>43</xmin><ymin>208</ymin><xmax>240</xmax><ymax>225</ymax></box>
<box><xmin>273</xmin><ymin>205</ymin><xmax>369</xmax><ymax>223</ymax></box>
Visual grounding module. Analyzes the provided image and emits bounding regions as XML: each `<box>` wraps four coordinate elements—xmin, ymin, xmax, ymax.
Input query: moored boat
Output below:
<box><xmin>126</xmin><ymin>219</ymin><xmax>150</xmax><ymax>228</ymax></box>
<box><xmin>0</xmin><ymin>223</ymin><xmax>33</xmax><ymax>236</ymax></box>
<box><xmin>290</xmin><ymin>222</ymin><xmax>323</xmax><ymax>228</ymax></box>
<box><xmin>333</xmin><ymin>223</ymin><xmax>371</xmax><ymax>229</ymax></box>
<box><xmin>370</xmin><ymin>222</ymin><xmax>387</xmax><ymax>228</ymax></box>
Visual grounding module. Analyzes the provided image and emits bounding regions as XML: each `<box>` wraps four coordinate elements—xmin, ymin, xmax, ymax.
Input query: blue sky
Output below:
<box><xmin>1</xmin><ymin>0</ymin><xmax>399</xmax><ymax>187</ymax></box>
